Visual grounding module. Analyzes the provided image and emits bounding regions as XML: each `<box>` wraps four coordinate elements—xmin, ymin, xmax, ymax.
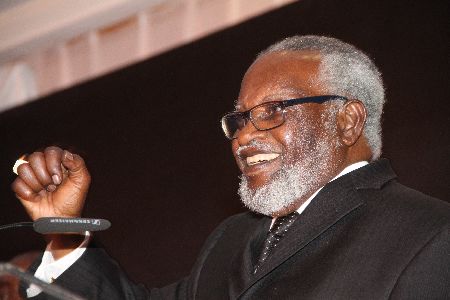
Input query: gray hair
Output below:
<box><xmin>259</xmin><ymin>35</ymin><xmax>385</xmax><ymax>160</ymax></box>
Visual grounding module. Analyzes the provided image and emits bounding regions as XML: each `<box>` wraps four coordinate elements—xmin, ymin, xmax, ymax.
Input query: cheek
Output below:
<box><xmin>281</xmin><ymin>119</ymin><xmax>320</xmax><ymax>159</ymax></box>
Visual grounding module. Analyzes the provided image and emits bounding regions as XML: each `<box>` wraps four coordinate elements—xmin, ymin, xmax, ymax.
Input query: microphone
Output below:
<box><xmin>33</xmin><ymin>217</ymin><xmax>111</xmax><ymax>234</ymax></box>
<box><xmin>0</xmin><ymin>217</ymin><xmax>111</xmax><ymax>234</ymax></box>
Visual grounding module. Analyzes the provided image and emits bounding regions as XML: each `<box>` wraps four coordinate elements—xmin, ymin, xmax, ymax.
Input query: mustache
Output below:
<box><xmin>235</xmin><ymin>140</ymin><xmax>279</xmax><ymax>156</ymax></box>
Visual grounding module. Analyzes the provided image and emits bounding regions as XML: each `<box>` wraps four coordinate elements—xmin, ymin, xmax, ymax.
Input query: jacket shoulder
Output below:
<box><xmin>375</xmin><ymin>179</ymin><xmax>450</xmax><ymax>222</ymax></box>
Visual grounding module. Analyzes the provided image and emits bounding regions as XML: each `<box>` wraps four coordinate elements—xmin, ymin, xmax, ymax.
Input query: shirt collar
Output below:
<box><xmin>295</xmin><ymin>161</ymin><xmax>369</xmax><ymax>215</ymax></box>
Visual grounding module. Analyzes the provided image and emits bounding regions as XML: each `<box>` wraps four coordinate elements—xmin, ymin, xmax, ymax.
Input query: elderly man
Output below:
<box><xmin>12</xmin><ymin>36</ymin><xmax>449</xmax><ymax>299</ymax></box>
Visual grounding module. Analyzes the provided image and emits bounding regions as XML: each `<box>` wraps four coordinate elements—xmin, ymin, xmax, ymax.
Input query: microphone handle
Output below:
<box><xmin>33</xmin><ymin>217</ymin><xmax>111</xmax><ymax>234</ymax></box>
<box><xmin>0</xmin><ymin>218</ymin><xmax>111</xmax><ymax>234</ymax></box>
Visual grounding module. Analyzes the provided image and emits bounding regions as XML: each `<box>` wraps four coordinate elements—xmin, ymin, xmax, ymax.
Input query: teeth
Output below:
<box><xmin>246</xmin><ymin>153</ymin><xmax>280</xmax><ymax>165</ymax></box>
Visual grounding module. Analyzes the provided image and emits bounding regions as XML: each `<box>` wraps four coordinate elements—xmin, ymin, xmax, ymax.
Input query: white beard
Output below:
<box><xmin>238</xmin><ymin>107</ymin><xmax>340</xmax><ymax>216</ymax></box>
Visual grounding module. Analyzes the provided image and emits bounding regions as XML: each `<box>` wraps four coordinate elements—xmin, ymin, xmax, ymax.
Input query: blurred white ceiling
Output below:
<box><xmin>0</xmin><ymin>0</ymin><xmax>296</xmax><ymax>112</ymax></box>
<box><xmin>0</xmin><ymin>0</ymin><xmax>163</xmax><ymax>64</ymax></box>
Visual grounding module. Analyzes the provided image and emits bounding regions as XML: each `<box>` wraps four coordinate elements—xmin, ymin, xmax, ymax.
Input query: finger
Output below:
<box><xmin>44</xmin><ymin>147</ymin><xmax>64</xmax><ymax>185</ymax></box>
<box><xmin>62</xmin><ymin>151</ymin><xmax>91</xmax><ymax>190</ymax></box>
<box><xmin>17</xmin><ymin>163</ymin><xmax>44</xmax><ymax>193</ymax></box>
<box><xmin>28</xmin><ymin>152</ymin><xmax>53</xmax><ymax>188</ymax></box>
<box><xmin>11</xmin><ymin>177</ymin><xmax>36</xmax><ymax>201</ymax></box>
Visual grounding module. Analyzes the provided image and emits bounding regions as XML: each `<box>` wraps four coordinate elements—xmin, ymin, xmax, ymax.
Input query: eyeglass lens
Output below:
<box><xmin>222</xmin><ymin>114</ymin><xmax>246</xmax><ymax>139</ymax></box>
<box><xmin>222</xmin><ymin>103</ymin><xmax>284</xmax><ymax>139</ymax></box>
<box><xmin>252</xmin><ymin>103</ymin><xmax>284</xmax><ymax>130</ymax></box>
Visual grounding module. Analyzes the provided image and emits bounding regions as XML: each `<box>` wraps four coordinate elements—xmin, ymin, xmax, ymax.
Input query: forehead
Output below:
<box><xmin>237</xmin><ymin>50</ymin><xmax>323</xmax><ymax>110</ymax></box>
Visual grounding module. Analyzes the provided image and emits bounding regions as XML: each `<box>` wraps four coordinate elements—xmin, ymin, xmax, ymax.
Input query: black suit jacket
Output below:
<box><xmin>29</xmin><ymin>160</ymin><xmax>450</xmax><ymax>299</ymax></box>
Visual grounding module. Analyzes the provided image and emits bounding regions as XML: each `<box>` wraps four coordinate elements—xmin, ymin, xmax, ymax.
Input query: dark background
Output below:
<box><xmin>0</xmin><ymin>0</ymin><xmax>448</xmax><ymax>288</ymax></box>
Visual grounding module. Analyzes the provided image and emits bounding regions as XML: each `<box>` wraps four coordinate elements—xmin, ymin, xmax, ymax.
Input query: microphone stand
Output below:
<box><xmin>0</xmin><ymin>263</ymin><xmax>86</xmax><ymax>300</ymax></box>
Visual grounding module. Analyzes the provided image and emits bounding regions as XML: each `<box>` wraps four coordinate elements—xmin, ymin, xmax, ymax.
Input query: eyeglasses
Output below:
<box><xmin>221</xmin><ymin>95</ymin><xmax>347</xmax><ymax>140</ymax></box>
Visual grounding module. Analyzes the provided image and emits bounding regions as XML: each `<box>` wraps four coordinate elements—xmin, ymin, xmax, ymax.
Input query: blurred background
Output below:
<box><xmin>0</xmin><ymin>0</ymin><xmax>449</xmax><ymax>289</ymax></box>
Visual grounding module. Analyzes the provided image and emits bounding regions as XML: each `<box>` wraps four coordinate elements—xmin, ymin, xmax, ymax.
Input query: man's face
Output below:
<box><xmin>233</xmin><ymin>51</ymin><xmax>344</xmax><ymax>216</ymax></box>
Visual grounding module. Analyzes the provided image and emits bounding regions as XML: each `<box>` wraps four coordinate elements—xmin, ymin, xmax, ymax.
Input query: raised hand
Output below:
<box><xmin>11</xmin><ymin>146</ymin><xmax>91</xmax><ymax>221</ymax></box>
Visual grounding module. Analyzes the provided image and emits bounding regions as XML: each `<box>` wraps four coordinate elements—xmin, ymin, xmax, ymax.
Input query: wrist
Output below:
<box><xmin>45</xmin><ymin>234</ymin><xmax>87</xmax><ymax>260</ymax></box>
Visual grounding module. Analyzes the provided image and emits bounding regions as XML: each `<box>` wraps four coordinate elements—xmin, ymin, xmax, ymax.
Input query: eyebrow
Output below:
<box><xmin>234</xmin><ymin>88</ymin><xmax>309</xmax><ymax>111</ymax></box>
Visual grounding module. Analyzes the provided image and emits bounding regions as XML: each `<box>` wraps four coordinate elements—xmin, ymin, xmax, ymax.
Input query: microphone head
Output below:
<box><xmin>33</xmin><ymin>217</ymin><xmax>111</xmax><ymax>234</ymax></box>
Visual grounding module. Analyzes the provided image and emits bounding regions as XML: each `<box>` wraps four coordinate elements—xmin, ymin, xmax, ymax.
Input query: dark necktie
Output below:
<box><xmin>253</xmin><ymin>211</ymin><xmax>299</xmax><ymax>274</ymax></box>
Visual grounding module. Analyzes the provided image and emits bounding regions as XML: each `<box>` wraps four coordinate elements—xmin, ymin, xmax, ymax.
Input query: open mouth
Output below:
<box><xmin>246</xmin><ymin>153</ymin><xmax>280</xmax><ymax>166</ymax></box>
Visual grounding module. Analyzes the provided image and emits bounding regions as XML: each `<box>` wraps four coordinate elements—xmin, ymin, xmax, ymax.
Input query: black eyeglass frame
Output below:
<box><xmin>221</xmin><ymin>95</ymin><xmax>348</xmax><ymax>140</ymax></box>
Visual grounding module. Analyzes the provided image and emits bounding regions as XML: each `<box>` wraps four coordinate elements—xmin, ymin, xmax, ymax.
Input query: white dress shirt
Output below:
<box><xmin>26</xmin><ymin>232</ymin><xmax>91</xmax><ymax>297</ymax></box>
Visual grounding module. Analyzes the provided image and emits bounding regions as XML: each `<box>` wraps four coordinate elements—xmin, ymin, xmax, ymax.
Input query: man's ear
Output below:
<box><xmin>337</xmin><ymin>100</ymin><xmax>367</xmax><ymax>146</ymax></box>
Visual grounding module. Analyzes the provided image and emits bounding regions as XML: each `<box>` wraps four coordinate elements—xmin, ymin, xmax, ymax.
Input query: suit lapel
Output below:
<box><xmin>237</xmin><ymin>159</ymin><xmax>397</xmax><ymax>297</ymax></box>
<box><xmin>248</xmin><ymin>181</ymin><xmax>364</xmax><ymax>286</ymax></box>
<box><xmin>228</xmin><ymin>215</ymin><xmax>271</xmax><ymax>298</ymax></box>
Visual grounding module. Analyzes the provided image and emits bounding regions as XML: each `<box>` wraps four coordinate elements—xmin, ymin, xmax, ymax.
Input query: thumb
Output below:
<box><xmin>61</xmin><ymin>150</ymin><xmax>91</xmax><ymax>190</ymax></box>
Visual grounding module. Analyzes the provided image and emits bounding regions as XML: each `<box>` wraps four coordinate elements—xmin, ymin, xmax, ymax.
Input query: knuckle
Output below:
<box><xmin>17</xmin><ymin>163</ymin><xmax>29</xmax><ymax>175</ymax></box>
<box><xmin>28</xmin><ymin>151</ymin><xmax>43</xmax><ymax>160</ymax></box>
<box><xmin>45</xmin><ymin>146</ymin><xmax>62</xmax><ymax>152</ymax></box>
<box><xmin>45</xmin><ymin>146</ymin><xmax>62</xmax><ymax>157</ymax></box>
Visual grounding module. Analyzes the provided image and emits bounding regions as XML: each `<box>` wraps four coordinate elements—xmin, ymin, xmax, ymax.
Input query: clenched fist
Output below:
<box><xmin>11</xmin><ymin>146</ymin><xmax>91</xmax><ymax>222</ymax></box>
